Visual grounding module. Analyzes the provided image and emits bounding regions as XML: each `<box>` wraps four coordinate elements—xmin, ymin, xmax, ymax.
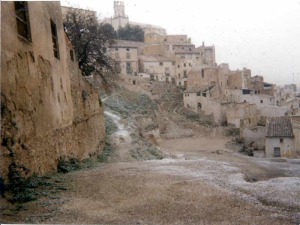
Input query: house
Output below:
<box><xmin>139</xmin><ymin>55</ymin><xmax>176</xmax><ymax>83</ymax></box>
<box><xmin>265</xmin><ymin>117</ymin><xmax>295</xmax><ymax>157</ymax></box>
<box><xmin>108</xmin><ymin>40</ymin><xmax>142</xmax><ymax>76</ymax></box>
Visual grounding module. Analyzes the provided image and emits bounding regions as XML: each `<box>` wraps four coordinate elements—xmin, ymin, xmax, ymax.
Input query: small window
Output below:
<box><xmin>260</xmin><ymin>100</ymin><xmax>263</xmax><ymax>103</ymax></box>
<box><xmin>197</xmin><ymin>92</ymin><xmax>201</xmax><ymax>96</ymax></box>
<box><xmin>159</xmin><ymin>62</ymin><xmax>163</xmax><ymax>66</ymax></box>
<box><xmin>50</xmin><ymin>20</ymin><xmax>59</xmax><ymax>59</ymax></box>
<box><xmin>177</xmin><ymin>65</ymin><xmax>180</xmax><ymax>68</ymax></box>
<box><xmin>189</xmin><ymin>63</ymin><xmax>192</xmax><ymax>67</ymax></box>
<box><xmin>183</xmin><ymin>71</ymin><xmax>187</xmax><ymax>77</ymax></box>
<box><xmin>70</xmin><ymin>50</ymin><xmax>74</xmax><ymax>61</ymax></box>
<box><xmin>189</xmin><ymin>48</ymin><xmax>192</xmax><ymax>51</ymax></box>
<box><xmin>126</xmin><ymin>48</ymin><xmax>129</xmax><ymax>51</ymax></box>
<box><xmin>201</xmin><ymin>69</ymin><xmax>204</xmax><ymax>78</ymax></box>
<box><xmin>178</xmin><ymin>73</ymin><xmax>181</xmax><ymax>78</ymax></box>
<box><xmin>198</xmin><ymin>103</ymin><xmax>202</xmax><ymax>108</ymax></box>
<box><xmin>184</xmin><ymin>63</ymin><xmax>186</xmax><ymax>67</ymax></box>
<box><xmin>15</xmin><ymin>1</ymin><xmax>31</xmax><ymax>41</ymax></box>
<box><xmin>280</xmin><ymin>138</ymin><xmax>283</xmax><ymax>143</ymax></box>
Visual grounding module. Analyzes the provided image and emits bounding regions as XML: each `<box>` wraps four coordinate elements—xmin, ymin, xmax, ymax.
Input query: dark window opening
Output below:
<box><xmin>51</xmin><ymin>20</ymin><xmax>59</xmax><ymax>59</ymax></box>
<box><xmin>197</xmin><ymin>92</ymin><xmax>201</xmax><ymax>96</ymax></box>
<box><xmin>183</xmin><ymin>71</ymin><xmax>187</xmax><ymax>78</ymax></box>
<box><xmin>260</xmin><ymin>100</ymin><xmax>263</xmax><ymax>103</ymax></box>
<box><xmin>177</xmin><ymin>65</ymin><xmax>180</xmax><ymax>68</ymax></box>
<box><xmin>15</xmin><ymin>1</ymin><xmax>31</xmax><ymax>41</ymax></box>
<box><xmin>242</xmin><ymin>89</ymin><xmax>251</xmax><ymax>95</ymax></box>
<box><xmin>274</xmin><ymin>147</ymin><xmax>281</xmax><ymax>157</ymax></box>
<box><xmin>201</xmin><ymin>69</ymin><xmax>204</xmax><ymax>78</ymax></box>
<box><xmin>159</xmin><ymin>62</ymin><xmax>163</xmax><ymax>66</ymax></box>
<box><xmin>184</xmin><ymin>63</ymin><xmax>186</xmax><ymax>67</ymax></box>
<box><xmin>280</xmin><ymin>138</ymin><xmax>283</xmax><ymax>143</ymax></box>
<box><xmin>202</xmin><ymin>92</ymin><xmax>207</xmax><ymax>97</ymax></box>
<box><xmin>198</xmin><ymin>103</ymin><xmax>202</xmax><ymax>108</ymax></box>
<box><xmin>126</xmin><ymin>48</ymin><xmax>129</xmax><ymax>51</ymax></box>
<box><xmin>70</xmin><ymin>50</ymin><xmax>74</xmax><ymax>61</ymax></box>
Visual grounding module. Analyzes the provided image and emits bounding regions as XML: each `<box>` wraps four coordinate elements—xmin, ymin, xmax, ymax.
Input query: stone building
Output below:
<box><xmin>265</xmin><ymin>117</ymin><xmax>296</xmax><ymax>158</ymax></box>
<box><xmin>108</xmin><ymin>40</ymin><xmax>142</xmax><ymax>77</ymax></box>
<box><xmin>139</xmin><ymin>55</ymin><xmax>176</xmax><ymax>83</ymax></box>
<box><xmin>1</xmin><ymin>1</ymin><xmax>105</xmax><ymax>179</ymax></box>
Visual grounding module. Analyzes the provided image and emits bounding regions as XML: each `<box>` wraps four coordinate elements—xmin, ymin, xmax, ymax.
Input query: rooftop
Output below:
<box><xmin>266</xmin><ymin>117</ymin><xmax>294</xmax><ymax>137</ymax></box>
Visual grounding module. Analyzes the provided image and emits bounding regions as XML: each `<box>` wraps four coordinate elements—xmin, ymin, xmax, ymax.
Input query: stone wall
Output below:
<box><xmin>1</xmin><ymin>1</ymin><xmax>105</xmax><ymax>179</ymax></box>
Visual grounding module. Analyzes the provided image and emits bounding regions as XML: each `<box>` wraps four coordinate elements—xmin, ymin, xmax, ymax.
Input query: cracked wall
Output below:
<box><xmin>1</xmin><ymin>1</ymin><xmax>105</xmax><ymax>179</ymax></box>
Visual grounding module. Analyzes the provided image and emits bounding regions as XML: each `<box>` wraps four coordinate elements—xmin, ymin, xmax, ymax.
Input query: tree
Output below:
<box><xmin>117</xmin><ymin>24</ymin><xmax>144</xmax><ymax>42</ymax></box>
<box><xmin>63</xmin><ymin>8</ymin><xmax>117</xmax><ymax>91</ymax></box>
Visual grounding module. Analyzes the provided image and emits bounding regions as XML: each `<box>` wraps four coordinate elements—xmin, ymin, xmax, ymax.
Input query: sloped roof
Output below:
<box><xmin>266</xmin><ymin>117</ymin><xmax>294</xmax><ymax>137</ymax></box>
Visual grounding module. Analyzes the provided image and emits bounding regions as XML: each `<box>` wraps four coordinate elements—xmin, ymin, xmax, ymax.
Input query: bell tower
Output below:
<box><xmin>114</xmin><ymin>1</ymin><xmax>126</xmax><ymax>18</ymax></box>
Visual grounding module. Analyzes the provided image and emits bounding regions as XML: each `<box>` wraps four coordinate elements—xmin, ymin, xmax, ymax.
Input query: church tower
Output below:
<box><xmin>113</xmin><ymin>1</ymin><xmax>126</xmax><ymax>18</ymax></box>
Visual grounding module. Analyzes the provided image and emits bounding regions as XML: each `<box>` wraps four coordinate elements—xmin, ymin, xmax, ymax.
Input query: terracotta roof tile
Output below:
<box><xmin>266</xmin><ymin>117</ymin><xmax>293</xmax><ymax>137</ymax></box>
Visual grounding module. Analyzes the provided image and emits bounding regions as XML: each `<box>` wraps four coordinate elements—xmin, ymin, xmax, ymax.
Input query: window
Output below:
<box><xmin>179</xmin><ymin>81</ymin><xmax>181</xmax><ymax>86</ymax></box>
<box><xmin>126</xmin><ymin>48</ymin><xmax>129</xmax><ymax>51</ymax></box>
<box><xmin>202</xmin><ymin>92</ymin><xmax>207</xmax><ymax>97</ymax></box>
<box><xmin>50</xmin><ymin>20</ymin><xmax>59</xmax><ymax>59</ymax></box>
<box><xmin>15</xmin><ymin>1</ymin><xmax>31</xmax><ymax>41</ymax></box>
<box><xmin>126</xmin><ymin>62</ymin><xmax>131</xmax><ymax>74</ymax></box>
<box><xmin>70</xmin><ymin>50</ymin><xmax>74</xmax><ymax>61</ymax></box>
<box><xmin>280</xmin><ymin>138</ymin><xmax>283</xmax><ymax>143</ymax></box>
<box><xmin>189</xmin><ymin>63</ymin><xmax>192</xmax><ymax>67</ymax></box>
<box><xmin>201</xmin><ymin>69</ymin><xmax>204</xmax><ymax>78</ymax></box>
<box><xmin>126</xmin><ymin>53</ymin><xmax>130</xmax><ymax>59</ymax></box>
<box><xmin>198</xmin><ymin>103</ymin><xmax>202</xmax><ymax>108</ymax></box>
<box><xmin>177</xmin><ymin>65</ymin><xmax>180</xmax><ymax>68</ymax></box>
<box><xmin>260</xmin><ymin>100</ymin><xmax>263</xmax><ymax>103</ymax></box>
<box><xmin>159</xmin><ymin>62</ymin><xmax>163</xmax><ymax>66</ymax></box>
<box><xmin>197</xmin><ymin>92</ymin><xmax>201</xmax><ymax>96</ymax></box>
<box><xmin>178</xmin><ymin>73</ymin><xmax>181</xmax><ymax>78</ymax></box>
<box><xmin>189</xmin><ymin>48</ymin><xmax>192</xmax><ymax>51</ymax></box>
<box><xmin>184</xmin><ymin>63</ymin><xmax>186</xmax><ymax>67</ymax></box>
<box><xmin>183</xmin><ymin>71</ymin><xmax>187</xmax><ymax>78</ymax></box>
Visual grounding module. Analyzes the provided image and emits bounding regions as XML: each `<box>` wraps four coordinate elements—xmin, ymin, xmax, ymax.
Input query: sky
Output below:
<box><xmin>61</xmin><ymin>0</ymin><xmax>300</xmax><ymax>86</ymax></box>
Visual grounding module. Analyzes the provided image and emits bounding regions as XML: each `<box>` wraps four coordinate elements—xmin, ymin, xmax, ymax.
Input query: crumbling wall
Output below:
<box><xmin>1</xmin><ymin>51</ymin><xmax>105</xmax><ymax>179</ymax></box>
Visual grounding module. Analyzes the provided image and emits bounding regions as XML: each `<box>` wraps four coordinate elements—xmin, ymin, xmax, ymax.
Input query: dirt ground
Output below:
<box><xmin>1</xmin><ymin>130</ymin><xmax>300</xmax><ymax>224</ymax></box>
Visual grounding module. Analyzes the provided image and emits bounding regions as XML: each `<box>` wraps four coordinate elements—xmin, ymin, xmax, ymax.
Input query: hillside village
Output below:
<box><xmin>1</xmin><ymin>1</ymin><xmax>300</xmax><ymax>224</ymax></box>
<box><xmin>104</xmin><ymin>1</ymin><xmax>300</xmax><ymax>158</ymax></box>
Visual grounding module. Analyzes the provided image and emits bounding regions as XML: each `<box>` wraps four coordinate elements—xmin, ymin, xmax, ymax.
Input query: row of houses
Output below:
<box><xmin>103</xmin><ymin>1</ymin><xmax>300</xmax><ymax>158</ymax></box>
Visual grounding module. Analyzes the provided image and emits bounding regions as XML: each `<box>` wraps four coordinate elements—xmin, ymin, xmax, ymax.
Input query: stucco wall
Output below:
<box><xmin>265</xmin><ymin>138</ymin><xmax>294</xmax><ymax>158</ymax></box>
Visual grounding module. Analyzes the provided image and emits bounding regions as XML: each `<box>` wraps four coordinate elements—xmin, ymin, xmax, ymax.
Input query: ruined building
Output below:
<box><xmin>1</xmin><ymin>1</ymin><xmax>105</xmax><ymax>179</ymax></box>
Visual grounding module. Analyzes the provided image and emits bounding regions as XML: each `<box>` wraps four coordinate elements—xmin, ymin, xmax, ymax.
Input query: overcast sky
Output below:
<box><xmin>61</xmin><ymin>0</ymin><xmax>300</xmax><ymax>86</ymax></box>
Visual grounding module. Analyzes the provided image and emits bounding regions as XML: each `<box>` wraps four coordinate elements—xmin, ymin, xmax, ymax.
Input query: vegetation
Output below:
<box><xmin>63</xmin><ymin>8</ymin><xmax>117</xmax><ymax>91</ymax></box>
<box><xmin>117</xmin><ymin>24</ymin><xmax>144</xmax><ymax>42</ymax></box>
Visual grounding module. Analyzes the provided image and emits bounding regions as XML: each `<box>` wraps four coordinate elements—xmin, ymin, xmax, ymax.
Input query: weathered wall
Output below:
<box><xmin>226</xmin><ymin>103</ymin><xmax>258</xmax><ymax>128</ymax></box>
<box><xmin>265</xmin><ymin>138</ymin><xmax>294</xmax><ymax>158</ymax></box>
<box><xmin>292</xmin><ymin>116</ymin><xmax>300</xmax><ymax>155</ymax></box>
<box><xmin>1</xmin><ymin>1</ymin><xmax>105</xmax><ymax>179</ymax></box>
